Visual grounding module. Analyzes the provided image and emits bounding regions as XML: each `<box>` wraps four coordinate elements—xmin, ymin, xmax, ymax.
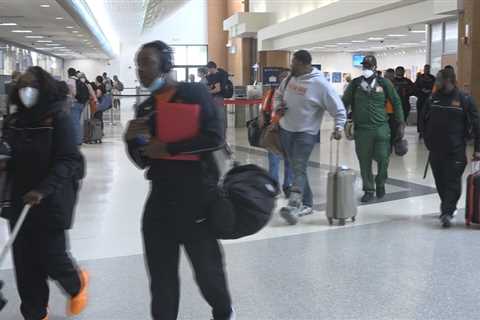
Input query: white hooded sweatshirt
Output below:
<box><xmin>274</xmin><ymin>68</ymin><xmax>346</xmax><ymax>135</ymax></box>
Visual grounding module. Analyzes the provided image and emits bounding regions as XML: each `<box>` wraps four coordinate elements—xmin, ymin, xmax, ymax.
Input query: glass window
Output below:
<box><xmin>172</xmin><ymin>67</ymin><xmax>186</xmax><ymax>82</ymax></box>
<box><xmin>430</xmin><ymin>22</ymin><xmax>443</xmax><ymax>73</ymax></box>
<box><xmin>444</xmin><ymin>20</ymin><xmax>458</xmax><ymax>54</ymax></box>
<box><xmin>187</xmin><ymin>46</ymin><xmax>207</xmax><ymax>66</ymax></box>
<box><xmin>172</xmin><ymin>46</ymin><xmax>187</xmax><ymax>66</ymax></box>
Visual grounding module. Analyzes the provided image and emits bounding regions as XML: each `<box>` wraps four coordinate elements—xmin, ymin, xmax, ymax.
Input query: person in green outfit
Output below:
<box><xmin>342</xmin><ymin>55</ymin><xmax>405</xmax><ymax>203</ymax></box>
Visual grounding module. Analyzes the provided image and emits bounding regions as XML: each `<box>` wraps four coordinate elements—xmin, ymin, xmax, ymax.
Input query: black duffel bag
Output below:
<box><xmin>209</xmin><ymin>164</ymin><xmax>279</xmax><ymax>239</ymax></box>
<box><xmin>247</xmin><ymin>117</ymin><xmax>263</xmax><ymax>147</ymax></box>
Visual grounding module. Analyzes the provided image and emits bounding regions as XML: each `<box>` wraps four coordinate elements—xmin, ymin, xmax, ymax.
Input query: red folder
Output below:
<box><xmin>155</xmin><ymin>99</ymin><xmax>201</xmax><ymax>161</ymax></box>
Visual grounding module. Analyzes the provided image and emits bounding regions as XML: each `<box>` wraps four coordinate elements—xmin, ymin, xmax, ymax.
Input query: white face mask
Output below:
<box><xmin>362</xmin><ymin>69</ymin><xmax>375</xmax><ymax>78</ymax></box>
<box><xmin>19</xmin><ymin>87</ymin><xmax>39</xmax><ymax>108</ymax></box>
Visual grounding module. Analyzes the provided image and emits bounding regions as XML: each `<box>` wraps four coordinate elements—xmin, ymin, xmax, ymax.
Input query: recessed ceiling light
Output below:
<box><xmin>12</xmin><ymin>30</ymin><xmax>32</xmax><ymax>33</ymax></box>
<box><xmin>337</xmin><ymin>43</ymin><xmax>350</xmax><ymax>45</ymax></box>
<box><xmin>46</xmin><ymin>43</ymin><xmax>60</xmax><ymax>46</ymax></box>
<box><xmin>66</xmin><ymin>26</ymin><xmax>74</xmax><ymax>29</ymax></box>
<box><xmin>387</xmin><ymin>34</ymin><xmax>407</xmax><ymax>37</ymax></box>
<box><xmin>0</xmin><ymin>23</ymin><xmax>17</xmax><ymax>26</ymax></box>
<box><xmin>25</xmin><ymin>35</ymin><xmax>44</xmax><ymax>38</ymax></box>
<box><xmin>352</xmin><ymin>40</ymin><xmax>367</xmax><ymax>43</ymax></box>
<box><xmin>40</xmin><ymin>4</ymin><xmax>50</xmax><ymax>8</ymax></box>
<box><xmin>37</xmin><ymin>40</ymin><xmax>53</xmax><ymax>43</ymax></box>
<box><xmin>56</xmin><ymin>17</ymin><xmax>64</xmax><ymax>20</ymax></box>
<box><xmin>72</xmin><ymin>31</ymin><xmax>79</xmax><ymax>33</ymax></box>
<box><xmin>401</xmin><ymin>42</ymin><xmax>420</xmax><ymax>46</ymax></box>
<box><xmin>325</xmin><ymin>44</ymin><xmax>337</xmax><ymax>47</ymax></box>
<box><xmin>53</xmin><ymin>47</ymin><xmax>66</xmax><ymax>49</ymax></box>
<box><xmin>410</xmin><ymin>29</ymin><xmax>426</xmax><ymax>33</ymax></box>
<box><xmin>35</xmin><ymin>47</ymin><xmax>51</xmax><ymax>50</ymax></box>
<box><xmin>368</xmin><ymin>37</ymin><xmax>384</xmax><ymax>41</ymax></box>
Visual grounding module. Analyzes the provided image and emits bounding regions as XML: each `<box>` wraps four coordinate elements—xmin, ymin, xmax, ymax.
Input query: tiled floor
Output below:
<box><xmin>1</xmin><ymin>104</ymin><xmax>478</xmax><ymax>319</ymax></box>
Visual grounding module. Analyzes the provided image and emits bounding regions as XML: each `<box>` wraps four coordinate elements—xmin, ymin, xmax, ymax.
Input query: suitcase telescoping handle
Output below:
<box><xmin>329</xmin><ymin>135</ymin><xmax>340</xmax><ymax>170</ymax></box>
<box><xmin>0</xmin><ymin>205</ymin><xmax>31</xmax><ymax>266</ymax></box>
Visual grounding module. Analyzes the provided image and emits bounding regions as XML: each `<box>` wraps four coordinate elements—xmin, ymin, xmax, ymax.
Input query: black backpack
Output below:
<box><xmin>218</xmin><ymin>68</ymin><xmax>234</xmax><ymax>98</ymax></box>
<box><xmin>75</xmin><ymin>80</ymin><xmax>90</xmax><ymax>104</ymax></box>
<box><xmin>209</xmin><ymin>164</ymin><xmax>279</xmax><ymax>239</ymax></box>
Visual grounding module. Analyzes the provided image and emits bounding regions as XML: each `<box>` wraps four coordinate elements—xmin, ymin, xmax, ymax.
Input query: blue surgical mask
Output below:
<box><xmin>147</xmin><ymin>77</ymin><xmax>166</xmax><ymax>92</ymax></box>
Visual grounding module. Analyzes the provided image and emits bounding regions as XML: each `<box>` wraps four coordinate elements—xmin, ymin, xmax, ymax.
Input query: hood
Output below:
<box><xmin>295</xmin><ymin>68</ymin><xmax>324</xmax><ymax>81</ymax></box>
<box><xmin>17</xmin><ymin>82</ymin><xmax>68</xmax><ymax>125</ymax></box>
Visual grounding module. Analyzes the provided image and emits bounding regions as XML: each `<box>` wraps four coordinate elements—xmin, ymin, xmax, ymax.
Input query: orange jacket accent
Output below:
<box><xmin>262</xmin><ymin>88</ymin><xmax>281</xmax><ymax>124</ymax></box>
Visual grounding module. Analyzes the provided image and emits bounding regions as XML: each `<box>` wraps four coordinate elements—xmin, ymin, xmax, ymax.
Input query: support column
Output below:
<box><xmin>458</xmin><ymin>0</ymin><xmax>480</xmax><ymax>102</ymax></box>
<box><xmin>207</xmin><ymin>0</ymin><xmax>228</xmax><ymax>69</ymax></box>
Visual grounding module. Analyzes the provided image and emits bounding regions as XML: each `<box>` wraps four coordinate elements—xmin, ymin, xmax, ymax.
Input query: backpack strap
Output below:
<box><xmin>155</xmin><ymin>86</ymin><xmax>177</xmax><ymax>103</ymax></box>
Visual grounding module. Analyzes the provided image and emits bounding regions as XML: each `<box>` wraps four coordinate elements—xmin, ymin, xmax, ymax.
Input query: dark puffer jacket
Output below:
<box><xmin>2</xmin><ymin>97</ymin><xmax>85</xmax><ymax>230</ymax></box>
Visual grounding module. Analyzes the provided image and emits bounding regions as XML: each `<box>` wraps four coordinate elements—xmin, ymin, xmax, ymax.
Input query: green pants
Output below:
<box><xmin>355</xmin><ymin>124</ymin><xmax>391</xmax><ymax>192</ymax></box>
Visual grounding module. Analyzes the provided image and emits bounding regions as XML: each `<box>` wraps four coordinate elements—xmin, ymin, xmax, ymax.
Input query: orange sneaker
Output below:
<box><xmin>68</xmin><ymin>270</ymin><xmax>89</xmax><ymax>315</ymax></box>
<box><xmin>41</xmin><ymin>316</ymin><xmax>48</xmax><ymax>320</ymax></box>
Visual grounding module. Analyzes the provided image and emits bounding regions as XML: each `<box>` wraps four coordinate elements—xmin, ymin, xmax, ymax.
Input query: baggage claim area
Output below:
<box><xmin>1</xmin><ymin>1</ymin><xmax>480</xmax><ymax>319</ymax></box>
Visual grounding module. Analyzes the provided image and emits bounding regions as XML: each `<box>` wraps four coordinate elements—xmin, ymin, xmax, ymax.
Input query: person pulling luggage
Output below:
<box><xmin>422</xmin><ymin>69</ymin><xmax>480</xmax><ymax>228</ymax></box>
<box><xmin>2</xmin><ymin>66</ymin><xmax>88</xmax><ymax>320</ymax></box>
<box><xmin>342</xmin><ymin>55</ymin><xmax>405</xmax><ymax>203</ymax></box>
<box><xmin>124</xmin><ymin>40</ymin><xmax>234</xmax><ymax>320</ymax></box>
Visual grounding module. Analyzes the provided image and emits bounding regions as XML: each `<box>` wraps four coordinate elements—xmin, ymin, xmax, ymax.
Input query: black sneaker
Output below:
<box><xmin>440</xmin><ymin>214</ymin><xmax>453</xmax><ymax>228</ymax></box>
<box><xmin>283</xmin><ymin>186</ymin><xmax>292</xmax><ymax>198</ymax></box>
<box><xmin>376</xmin><ymin>188</ymin><xmax>386</xmax><ymax>199</ymax></box>
<box><xmin>361</xmin><ymin>192</ymin><xmax>375</xmax><ymax>203</ymax></box>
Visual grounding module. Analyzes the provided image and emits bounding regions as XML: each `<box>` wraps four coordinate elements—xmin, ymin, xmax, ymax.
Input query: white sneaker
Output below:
<box><xmin>298</xmin><ymin>205</ymin><xmax>313</xmax><ymax>217</ymax></box>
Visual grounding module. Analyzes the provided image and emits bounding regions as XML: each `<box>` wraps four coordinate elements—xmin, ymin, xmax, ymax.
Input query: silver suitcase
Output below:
<box><xmin>326</xmin><ymin>139</ymin><xmax>357</xmax><ymax>226</ymax></box>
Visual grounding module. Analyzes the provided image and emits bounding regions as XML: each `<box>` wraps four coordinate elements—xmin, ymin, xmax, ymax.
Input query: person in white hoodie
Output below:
<box><xmin>275</xmin><ymin>50</ymin><xmax>347</xmax><ymax>225</ymax></box>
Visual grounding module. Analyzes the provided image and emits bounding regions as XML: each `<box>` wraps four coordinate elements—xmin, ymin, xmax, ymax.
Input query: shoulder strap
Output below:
<box><xmin>155</xmin><ymin>86</ymin><xmax>177</xmax><ymax>103</ymax></box>
<box><xmin>350</xmin><ymin>77</ymin><xmax>362</xmax><ymax>113</ymax></box>
<box><xmin>458</xmin><ymin>91</ymin><xmax>472</xmax><ymax>129</ymax></box>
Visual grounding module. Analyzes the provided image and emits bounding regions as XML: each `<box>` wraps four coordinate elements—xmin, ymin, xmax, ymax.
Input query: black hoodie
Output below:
<box><xmin>2</xmin><ymin>84</ymin><xmax>85</xmax><ymax>229</ymax></box>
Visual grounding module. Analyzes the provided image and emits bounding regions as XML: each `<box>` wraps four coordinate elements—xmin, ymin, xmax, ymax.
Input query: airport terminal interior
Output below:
<box><xmin>1</xmin><ymin>0</ymin><xmax>480</xmax><ymax>319</ymax></box>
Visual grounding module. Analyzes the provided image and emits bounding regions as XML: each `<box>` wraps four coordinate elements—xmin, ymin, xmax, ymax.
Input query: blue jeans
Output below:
<box><xmin>279</xmin><ymin>127</ymin><xmax>317</xmax><ymax>207</ymax></box>
<box><xmin>71</xmin><ymin>102</ymin><xmax>85</xmax><ymax>145</ymax></box>
<box><xmin>268</xmin><ymin>152</ymin><xmax>293</xmax><ymax>190</ymax></box>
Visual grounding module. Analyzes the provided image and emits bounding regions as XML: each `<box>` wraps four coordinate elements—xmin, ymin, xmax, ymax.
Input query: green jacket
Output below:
<box><xmin>342</xmin><ymin>77</ymin><xmax>404</xmax><ymax>130</ymax></box>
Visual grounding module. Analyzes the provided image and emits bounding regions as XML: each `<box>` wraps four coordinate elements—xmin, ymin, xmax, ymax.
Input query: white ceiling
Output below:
<box><xmin>0</xmin><ymin>0</ymin><xmax>106</xmax><ymax>59</ymax></box>
<box><xmin>295</xmin><ymin>24</ymin><xmax>428</xmax><ymax>53</ymax></box>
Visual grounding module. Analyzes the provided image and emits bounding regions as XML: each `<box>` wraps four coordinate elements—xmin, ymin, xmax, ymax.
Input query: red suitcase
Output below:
<box><xmin>465</xmin><ymin>164</ymin><xmax>480</xmax><ymax>226</ymax></box>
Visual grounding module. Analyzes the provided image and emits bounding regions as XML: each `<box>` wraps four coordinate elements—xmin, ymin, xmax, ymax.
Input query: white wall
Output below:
<box><xmin>312</xmin><ymin>48</ymin><xmax>427</xmax><ymax>94</ymax></box>
<box><xmin>250</xmin><ymin>0</ymin><xmax>338</xmax><ymax>22</ymax></box>
<box><xmin>65</xmin><ymin>0</ymin><xmax>208</xmax><ymax>88</ymax></box>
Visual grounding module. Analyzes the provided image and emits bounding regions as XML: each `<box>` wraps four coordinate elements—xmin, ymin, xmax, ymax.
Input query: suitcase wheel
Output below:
<box><xmin>339</xmin><ymin>218</ymin><xmax>346</xmax><ymax>226</ymax></box>
<box><xmin>328</xmin><ymin>217</ymin><xmax>333</xmax><ymax>225</ymax></box>
<box><xmin>352</xmin><ymin>216</ymin><xmax>356</xmax><ymax>223</ymax></box>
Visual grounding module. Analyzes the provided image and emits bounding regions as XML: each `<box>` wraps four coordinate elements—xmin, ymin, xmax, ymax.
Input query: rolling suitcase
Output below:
<box><xmin>326</xmin><ymin>138</ymin><xmax>357</xmax><ymax>226</ymax></box>
<box><xmin>465</xmin><ymin>162</ymin><xmax>480</xmax><ymax>226</ymax></box>
<box><xmin>84</xmin><ymin>118</ymin><xmax>103</xmax><ymax>144</ymax></box>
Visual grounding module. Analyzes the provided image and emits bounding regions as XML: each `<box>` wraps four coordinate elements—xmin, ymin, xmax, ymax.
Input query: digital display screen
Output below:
<box><xmin>353</xmin><ymin>54</ymin><xmax>365</xmax><ymax>67</ymax></box>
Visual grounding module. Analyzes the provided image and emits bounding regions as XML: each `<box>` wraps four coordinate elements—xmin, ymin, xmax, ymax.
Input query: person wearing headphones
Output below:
<box><xmin>124</xmin><ymin>41</ymin><xmax>234</xmax><ymax>320</ymax></box>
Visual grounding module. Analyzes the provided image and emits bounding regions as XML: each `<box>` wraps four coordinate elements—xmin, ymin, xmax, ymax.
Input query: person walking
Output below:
<box><xmin>276</xmin><ymin>50</ymin><xmax>346</xmax><ymax>225</ymax></box>
<box><xmin>259</xmin><ymin>70</ymin><xmax>293</xmax><ymax>196</ymax></box>
<box><xmin>66</xmin><ymin>68</ymin><xmax>88</xmax><ymax>145</ymax></box>
<box><xmin>342</xmin><ymin>56</ymin><xmax>405</xmax><ymax>203</ymax></box>
<box><xmin>3</xmin><ymin>66</ymin><xmax>88</xmax><ymax>320</ymax></box>
<box><xmin>391</xmin><ymin>66</ymin><xmax>415</xmax><ymax>121</ymax></box>
<box><xmin>422</xmin><ymin>69</ymin><xmax>480</xmax><ymax>228</ymax></box>
<box><xmin>124</xmin><ymin>40</ymin><xmax>234</xmax><ymax>320</ymax></box>
<box><xmin>415</xmin><ymin>64</ymin><xmax>436</xmax><ymax>138</ymax></box>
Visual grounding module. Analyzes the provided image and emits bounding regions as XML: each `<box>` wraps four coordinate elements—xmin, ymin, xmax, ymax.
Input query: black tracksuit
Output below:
<box><xmin>2</xmin><ymin>97</ymin><xmax>84</xmax><ymax>320</ymax></box>
<box><xmin>127</xmin><ymin>83</ymin><xmax>232</xmax><ymax>320</ymax></box>
<box><xmin>392</xmin><ymin>76</ymin><xmax>415</xmax><ymax>121</ymax></box>
<box><xmin>423</xmin><ymin>89</ymin><xmax>480</xmax><ymax>217</ymax></box>
<box><xmin>414</xmin><ymin>73</ymin><xmax>436</xmax><ymax>133</ymax></box>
